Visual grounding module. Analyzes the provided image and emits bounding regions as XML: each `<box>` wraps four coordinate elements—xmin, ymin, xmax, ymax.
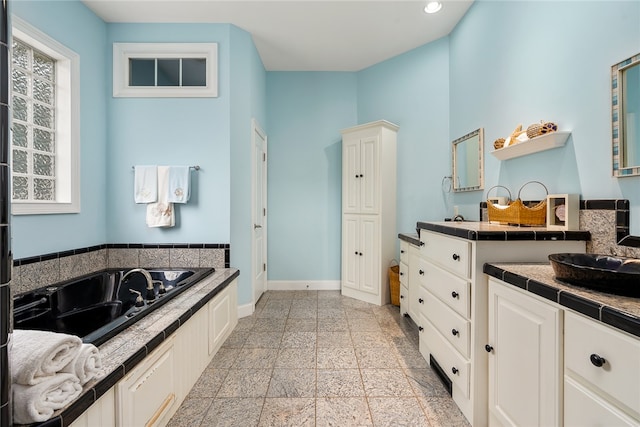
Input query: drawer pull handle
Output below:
<box><xmin>451</xmin><ymin>329</ymin><xmax>459</xmax><ymax>336</ymax></box>
<box><xmin>355</xmin><ymin>251</ymin><xmax>358</xmax><ymax>255</ymax></box>
<box><xmin>451</xmin><ymin>367</ymin><xmax>459</xmax><ymax>374</ymax></box>
<box><xmin>485</xmin><ymin>344</ymin><xmax>494</xmax><ymax>353</ymax></box>
<box><xmin>359</xmin><ymin>252</ymin><xmax>363</xmax><ymax>256</ymax></box>
<box><xmin>400</xmin><ymin>250</ymin><xmax>405</xmax><ymax>254</ymax></box>
<box><xmin>420</xmin><ymin>242</ymin><xmax>425</xmax><ymax>247</ymax></box>
<box><xmin>590</xmin><ymin>353</ymin><xmax>606</xmax><ymax>368</ymax></box>
<box><xmin>418</xmin><ymin>298</ymin><xmax>424</xmax><ymax>304</ymax></box>
<box><xmin>452</xmin><ymin>253</ymin><xmax>460</xmax><ymax>261</ymax></box>
<box><xmin>400</xmin><ymin>294</ymin><xmax>404</xmax><ymax>299</ymax></box>
<box><xmin>418</xmin><ymin>326</ymin><xmax>424</xmax><ymax>332</ymax></box>
<box><xmin>419</xmin><ymin>269</ymin><xmax>425</xmax><ymax>275</ymax></box>
<box><xmin>451</xmin><ymin>291</ymin><xmax>459</xmax><ymax>299</ymax></box>
<box><xmin>400</xmin><ymin>272</ymin><xmax>404</xmax><ymax>276</ymax></box>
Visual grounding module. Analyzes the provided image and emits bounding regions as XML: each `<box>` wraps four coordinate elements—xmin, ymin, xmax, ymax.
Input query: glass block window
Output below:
<box><xmin>12</xmin><ymin>38</ymin><xmax>56</xmax><ymax>202</ymax></box>
<box><xmin>11</xmin><ymin>17</ymin><xmax>80</xmax><ymax>215</ymax></box>
<box><xmin>113</xmin><ymin>43</ymin><xmax>218</xmax><ymax>98</ymax></box>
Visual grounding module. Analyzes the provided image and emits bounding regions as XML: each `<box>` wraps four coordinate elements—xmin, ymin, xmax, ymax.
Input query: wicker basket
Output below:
<box><xmin>388</xmin><ymin>264</ymin><xmax>400</xmax><ymax>306</ymax></box>
<box><xmin>487</xmin><ymin>181</ymin><xmax>548</xmax><ymax>226</ymax></box>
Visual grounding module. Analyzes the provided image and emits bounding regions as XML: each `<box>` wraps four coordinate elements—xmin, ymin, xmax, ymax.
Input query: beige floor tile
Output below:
<box><xmin>317</xmin><ymin>369</ymin><xmax>365</xmax><ymax>397</ymax></box>
<box><xmin>259</xmin><ymin>397</ymin><xmax>316</xmax><ymax>427</ymax></box>
<box><xmin>316</xmin><ymin>397</ymin><xmax>373</xmax><ymax>426</ymax></box>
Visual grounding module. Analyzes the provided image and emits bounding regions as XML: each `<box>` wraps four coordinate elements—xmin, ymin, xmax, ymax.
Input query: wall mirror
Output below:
<box><xmin>612</xmin><ymin>52</ymin><xmax>640</xmax><ymax>177</ymax></box>
<box><xmin>452</xmin><ymin>128</ymin><xmax>484</xmax><ymax>192</ymax></box>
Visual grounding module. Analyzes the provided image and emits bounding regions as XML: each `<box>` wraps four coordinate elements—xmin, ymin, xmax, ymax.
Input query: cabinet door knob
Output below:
<box><xmin>359</xmin><ymin>252</ymin><xmax>363</xmax><ymax>256</ymax></box>
<box><xmin>359</xmin><ymin>174</ymin><xmax>363</xmax><ymax>178</ymax></box>
<box><xmin>451</xmin><ymin>291</ymin><xmax>459</xmax><ymax>299</ymax></box>
<box><xmin>400</xmin><ymin>250</ymin><xmax>405</xmax><ymax>254</ymax></box>
<box><xmin>418</xmin><ymin>326</ymin><xmax>424</xmax><ymax>332</ymax></box>
<box><xmin>355</xmin><ymin>251</ymin><xmax>359</xmax><ymax>255</ymax></box>
<box><xmin>400</xmin><ymin>272</ymin><xmax>404</xmax><ymax>276</ymax></box>
<box><xmin>451</xmin><ymin>329</ymin><xmax>459</xmax><ymax>336</ymax></box>
<box><xmin>355</xmin><ymin>174</ymin><xmax>359</xmax><ymax>178</ymax></box>
<box><xmin>590</xmin><ymin>353</ymin><xmax>606</xmax><ymax>367</ymax></box>
<box><xmin>485</xmin><ymin>344</ymin><xmax>494</xmax><ymax>353</ymax></box>
<box><xmin>419</xmin><ymin>269</ymin><xmax>424</xmax><ymax>275</ymax></box>
<box><xmin>400</xmin><ymin>294</ymin><xmax>404</xmax><ymax>299</ymax></box>
<box><xmin>418</xmin><ymin>298</ymin><xmax>424</xmax><ymax>304</ymax></box>
<box><xmin>451</xmin><ymin>367</ymin><xmax>459</xmax><ymax>374</ymax></box>
<box><xmin>452</xmin><ymin>253</ymin><xmax>460</xmax><ymax>261</ymax></box>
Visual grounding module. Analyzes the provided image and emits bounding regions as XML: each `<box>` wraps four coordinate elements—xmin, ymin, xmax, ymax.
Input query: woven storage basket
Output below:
<box><xmin>487</xmin><ymin>181</ymin><xmax>548</xmax><ymax>226</ymax></box>
<box><xmin>388</xmin><ymin>264</ymin><xmax>400</xmax><ymax>306</ymax></box>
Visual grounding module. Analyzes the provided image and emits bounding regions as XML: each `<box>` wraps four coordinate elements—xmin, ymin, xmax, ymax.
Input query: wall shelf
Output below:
<box><xmin>491</xmin><ymin>131</ymin><xmax>571</xmax><ymax>161</ymax></box>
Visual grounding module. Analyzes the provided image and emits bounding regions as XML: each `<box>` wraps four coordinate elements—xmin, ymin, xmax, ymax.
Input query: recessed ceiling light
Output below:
<box><xmin>424</xmin><ymin>1</ymin><xmax>443</xmax><ymax>14</ymax></box>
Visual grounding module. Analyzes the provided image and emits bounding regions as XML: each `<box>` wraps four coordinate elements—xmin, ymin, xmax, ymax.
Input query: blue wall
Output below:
<box><xmin>449</xmin><ymin>0</ymin><xmax>640</xmax><ymax>228</ymax></box>
<box><xmin>266</xmin><ymin>72</ymin><xmax>357</xmax><ymax>280</ymax></box>
<box><xmin>106</xmin><ymin>23</ymin><xmax>232</xmax><ymax>244</ymax></box>
<box><xmin>229</xmin><ymin>25</ymin><xmax>267</xmax><ymax>305</ymax></box>
<box><xmin>11</xmin><ymin>1</ymin><xmax>108</xmax><ymax>257</ymax></box>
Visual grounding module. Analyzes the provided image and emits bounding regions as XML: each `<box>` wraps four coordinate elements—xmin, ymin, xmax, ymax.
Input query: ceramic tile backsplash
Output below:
<box><xmin>13</xmin><ymin>244</ymin><xmax>230</xmax><ymax>295</ymax></box>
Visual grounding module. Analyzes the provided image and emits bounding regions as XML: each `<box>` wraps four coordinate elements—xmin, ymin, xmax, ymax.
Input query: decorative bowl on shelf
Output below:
<box><xmin>549</xmin><ymin>253</ymin><xmax>640</xmax><ymax>297</ymax></box>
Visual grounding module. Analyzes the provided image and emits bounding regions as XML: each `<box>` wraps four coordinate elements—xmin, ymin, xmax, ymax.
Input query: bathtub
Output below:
<box><xmin>13</xmin><ymin>268</ymin><xmax>214</xmax><ymax>346</ymax></box>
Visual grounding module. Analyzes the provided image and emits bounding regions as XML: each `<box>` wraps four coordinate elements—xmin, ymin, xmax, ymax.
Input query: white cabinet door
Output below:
<box><xmin>69</xmin><ymin>389</ymin><xmax>115</xmax><ymax>427</ymax></box>
<box><xmin>359</xmin><ymin>135</ymin><xmax>379</xmax><ymax>214</ymax></box>
<box><xmin>342</xmin><ymin>214</ymin><xmax>360</xmax><ymax>290</ymax></box>
<box><xmin>359</xmin><ymin>215</ymin><xmax>380</xmax><ymax>295</ymax></box>
<box><xmin>487</xmin><ymin>279</ymin><xmax>562</xmax><ymax>427</ymax></box>
<box><xmin>209</xmin><ymin>285</ymin><xmax>234</xmax><ymax>356</ymax></box>
<box><xmin>342</xmin><ymin>137</ymin><xmax>360</xmax><ymax>214</ymax></box>
<box><xmin>117</xmin><ymin>336</ymin><xmax>177</xmax><ymax>427</ymax></box>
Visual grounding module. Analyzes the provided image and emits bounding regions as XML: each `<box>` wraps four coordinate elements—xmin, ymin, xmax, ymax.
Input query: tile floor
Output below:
<box><xmin>168</xmin><ymin>290</ymin><xmax>470</xmax><ymax>426</ymax></box>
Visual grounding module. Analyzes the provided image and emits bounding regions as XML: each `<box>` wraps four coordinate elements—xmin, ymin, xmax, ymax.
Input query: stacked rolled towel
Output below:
<box><xmin>61</xmin><ymin>342</ymin><xmax>105</xmax><ymax>385</ymax></box>
<box><xmin>10</xmin><ymin>330</ymin><xmax>103</xmax><ymax>424</ymax></box>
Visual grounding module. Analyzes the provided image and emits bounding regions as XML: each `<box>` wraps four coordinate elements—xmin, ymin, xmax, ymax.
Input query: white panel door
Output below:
<box><xmin>488</xmin><ymin>280</ymin><xmax>562</xmax><ymax>427</ymax></box>
<box><xmin>252</xmin><ymin>119</ymin><xmax>267</xmax><ymax>306</ymax></box>
<box><xmin>360</xmin><ymin>136</ymin><xmax>379</xmax><ymax>214</ymax></box>
<box><xmin>359</xmin><ymin>215</ymin><xmax>379</xmax><ymax>295</ymax></box>
<box><xmin>342</xmin><ymin>137</ymin><xmax>360</xmax><ymax>214</ymax></box>
<box><xmin>342</xmin><ymin>214</ymin><xmax>360</xmax><ymax>290</ymax></box>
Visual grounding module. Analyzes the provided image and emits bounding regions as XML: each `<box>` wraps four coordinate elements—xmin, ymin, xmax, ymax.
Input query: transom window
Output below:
<box><xmin>113</xmin><ymin>43</ymin><xmax>218</xmax><ymax>98</ymax></box>
<box><xmin>12</xmin><ymin>38</ymin><xmax>57</xmax><ymax>202</ymax></box>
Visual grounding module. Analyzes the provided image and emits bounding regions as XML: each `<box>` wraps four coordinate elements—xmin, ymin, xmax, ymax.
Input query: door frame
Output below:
<box><xmin>251</xmin><ymin>118</ymin><xmax>268</xmax><ymax>308</ymax></box>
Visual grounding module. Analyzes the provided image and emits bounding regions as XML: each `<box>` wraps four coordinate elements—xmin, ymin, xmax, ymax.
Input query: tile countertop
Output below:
<box><xmin>484</xmin><ymin>262</ymin><xmax>640</xmax><ymax>339</ymax></box>
<box><xmin>31</xmin><ymin>267</ymin><xmax>240</xmax><ymax>427</ymax></box>
<box><xmin>416</xmin><ymin>221</ymin><xmax>591</xmax><ymax>242</ymax></box>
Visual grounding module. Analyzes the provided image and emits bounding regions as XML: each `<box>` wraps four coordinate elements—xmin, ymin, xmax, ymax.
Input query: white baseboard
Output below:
<box><xmin>267</xmin><ymin>280</ymin><xmax>341</xmax><ymax>291</ymax></box>
<box><xmin>237</xmin><ymin>302</ymin><xmax>254</xmax><ymax>318</ymax></box>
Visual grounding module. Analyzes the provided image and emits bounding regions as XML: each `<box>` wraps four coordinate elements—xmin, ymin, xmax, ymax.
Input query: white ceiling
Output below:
<box><xmin>82</xmin><ymin>0</ymin><xmax>474</xmax><ymax>71</ymax></box>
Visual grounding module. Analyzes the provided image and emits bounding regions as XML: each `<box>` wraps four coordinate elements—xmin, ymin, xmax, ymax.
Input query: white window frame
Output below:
<box><xmin>113</xmin><ymin>43</ymin><xmax>218</xmax><ymax>98</ymax></box>
<box><xmin>11</xmin><ymin>16</ymin><xmax>80</xmax><ymax>215</ymax></box>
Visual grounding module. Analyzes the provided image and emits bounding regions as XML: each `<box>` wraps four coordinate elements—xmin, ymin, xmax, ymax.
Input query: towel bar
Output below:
<box><xmin>131</xmin><ymin>165</ymin><xmax>200</xmax><ymax>171</ymax></box>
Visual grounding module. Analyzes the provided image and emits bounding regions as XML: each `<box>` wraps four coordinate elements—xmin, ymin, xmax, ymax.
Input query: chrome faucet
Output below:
<box><xmin>122</xmin><ymin>268</ymin><xmax>156</xmax><ymax>302</ymax></box>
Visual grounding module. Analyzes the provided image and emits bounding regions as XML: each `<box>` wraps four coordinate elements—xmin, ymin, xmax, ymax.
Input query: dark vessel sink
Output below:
<box><xmin>549</xmin><ymin>253</ymin><xmax>640</xmax><ymax>297</ymax></box>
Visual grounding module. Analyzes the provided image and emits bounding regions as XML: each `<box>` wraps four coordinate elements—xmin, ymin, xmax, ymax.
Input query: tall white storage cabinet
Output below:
<box><xmin>341</xmin><ymin>120</ymin><xmax>398</xmax><ymax>306</ymax></box>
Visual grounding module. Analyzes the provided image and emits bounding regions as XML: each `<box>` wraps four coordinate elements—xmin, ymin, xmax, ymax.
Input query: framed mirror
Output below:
<box><xmin>612</xmin><ymin>52</ymin><xmax>640</xmax><ymax>177</ymax></box>
<box><xmin>452</xmin><ymin>128</ymin><xmax>484</xmax><ymax>192</ymax></box>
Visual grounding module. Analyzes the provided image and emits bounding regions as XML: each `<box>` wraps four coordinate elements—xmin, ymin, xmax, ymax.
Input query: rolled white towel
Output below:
<box><xmin>60</xmin><ymin>343</ymin><xmax>104</xmax><ymax>385</ymax></box>
<box><xmin>12</xmin><ymin>373</ymin><xmax>82</xmax><ymax>424</ymax></box>
<box><xmin>11</xmin><ymin>330</ymin><xmax>82</xmax><ymax>385</ymax></box>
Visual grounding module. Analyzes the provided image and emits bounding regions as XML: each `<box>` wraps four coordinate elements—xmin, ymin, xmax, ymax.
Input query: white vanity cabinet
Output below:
<box><xmin>341</xmin><ymin>120</ymin><xmax>398</xmax><ymax>306</ymax></box>
<box><xmin>564</xmin><ymin>311</ymin><xmax>640</xmax><ymax>425</ymax></box>
<box><xmin>416</xmin><ymin>224</ymin><xmax>586</xmax><ymax>426</ymax></box>
<box><xmin>487</xmin><ymin>278</ymin><xmax>562</xmax><ymax>427</ymax></box>
<box><xmin>69</xmin><ymin>389</ymin><xmax>115</xmax><ymax>427</ymax></box>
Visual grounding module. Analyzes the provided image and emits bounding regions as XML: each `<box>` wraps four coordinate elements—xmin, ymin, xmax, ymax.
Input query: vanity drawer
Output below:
<box><xmin>565</xmin><ymin>376</ymin><xmax>639</xmax><ymax>426</ymax></box>
<box><xmin>399</xmin><ymin>261</ymin><xmax>409</xmax><ymax>286</ymax></box>
<box><xmin>418</xmin><ymin>259</ymin><xmax>470</xmax><ymax>318</ymax></box>
<box><xmin>423</xmin><ymin>318</ymin><xmax>470</xmax><ymax>399</ymax></box>
<box><xmin>400</xmin><ymin>240</ymin><xmax>410</xmax><ymax>264</ymax></box>
<box><xmin>420</xmin><ymin>231</ymin><xmax>470</xmax><ymax>279</ymax></box>
<box><xmin>565</xmin><ymin>311</ymin><xmax>640</xmax><ymax>414</ymax></box>
<box><xmin>425</xmin><ymin>290</ymin><xmax>470</xmax><ymax>358</ymax></box>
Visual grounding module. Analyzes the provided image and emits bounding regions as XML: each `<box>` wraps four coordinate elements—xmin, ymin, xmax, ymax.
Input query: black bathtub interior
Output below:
<box><xmin>13</xmin><ymin>268</ymin><xmax>214</xmax><ymax>346</ymax></box>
